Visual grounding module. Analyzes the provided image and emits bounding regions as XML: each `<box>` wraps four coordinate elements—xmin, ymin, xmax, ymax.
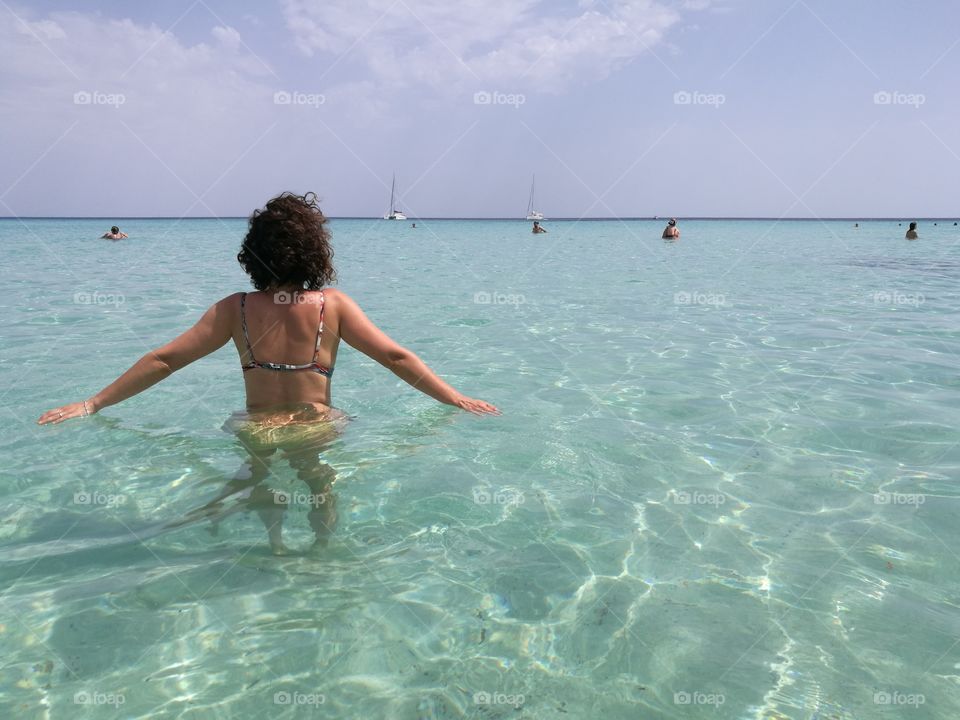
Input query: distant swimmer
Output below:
<box><xmin>411</xmin><ymin>222</ymin><xmax>416</xmax><ymax>228</ymax></box>
<box><xmin>532</xmin><ymin>221</ymin><xmax>547</xmax><ymax>234</ymax></box>
<box><xmin>101</xmin><ymin>225</ymin><xmax>128</xmax><ymax>240</ymax></box>
<box><xmin>905</xmin><ymin>222</ymin><xmax>919</xmax><ymax>240</ymax></box>
<box><xmin>854</xmin><ymin>223</ymin><xmax>859</xmax><ymax>228</ymax></box>
<box><xmin>662</xmin><ymin>218</ymin><xmax>680</xmax><ymax>239</ymax></box>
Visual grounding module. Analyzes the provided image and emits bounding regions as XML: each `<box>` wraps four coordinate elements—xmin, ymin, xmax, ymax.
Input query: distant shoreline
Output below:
<box><xmin>2</xmin><ymin>216</ymin><xmax>958</xmax><ymax>222</ymax></box>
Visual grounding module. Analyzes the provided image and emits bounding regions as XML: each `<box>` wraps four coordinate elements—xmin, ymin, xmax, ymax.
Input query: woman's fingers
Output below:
<box><xmin>37</xmin><ymin>401</ymin><xmax>89</xmax><ymax>425</ymax></box>
<box><xmin>458</xmin><ymin>397</ymin><xmax>501</xmax><ymax>416</ymax></box>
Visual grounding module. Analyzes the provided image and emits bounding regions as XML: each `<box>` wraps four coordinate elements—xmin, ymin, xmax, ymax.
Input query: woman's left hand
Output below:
<box><xmin>38</xmin><ymin>401</ymin><xmax>94</xmax><ymax>425</ymax></box>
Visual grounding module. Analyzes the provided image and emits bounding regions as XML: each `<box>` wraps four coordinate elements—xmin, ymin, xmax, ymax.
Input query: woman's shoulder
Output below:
<box><xmin>213</xmin><ymin>292</ymin><xmax>246</xmax><ymax>315</ymax></box>
<box><xmin>321</xmin><ymin>287</ymin><xmax>349</xmax><ymax>304</ymax></box>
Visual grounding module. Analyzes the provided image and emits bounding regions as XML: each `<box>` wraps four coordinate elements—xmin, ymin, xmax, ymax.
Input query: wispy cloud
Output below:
<box><xmin>281</xmin><ymin>0</ymin><xmax>688</xmax><ymax>93</ymax></box>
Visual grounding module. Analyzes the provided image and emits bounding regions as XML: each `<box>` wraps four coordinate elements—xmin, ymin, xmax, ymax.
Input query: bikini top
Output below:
<box><xmin>239</xmin><ymin>292</ymin><xmax>333</xmax><ymax>378</ymax></box>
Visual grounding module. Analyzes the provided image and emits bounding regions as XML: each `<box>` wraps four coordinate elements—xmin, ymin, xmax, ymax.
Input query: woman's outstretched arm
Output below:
<box><xmin>38</xmin><ymin>294</ymin><xmax>238</xmax><ymax>425</ymax></box>
<box><xmin>334</xmin><ymin>290</ymin><xmax>499</xmax><ymax>415</ymax></box>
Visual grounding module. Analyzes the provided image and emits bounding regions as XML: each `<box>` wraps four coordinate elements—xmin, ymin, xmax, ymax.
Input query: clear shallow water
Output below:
<box><xmin>2</xmin><ymin>217</ymin><xmax>960</xmax><ymax>719</ymax></box>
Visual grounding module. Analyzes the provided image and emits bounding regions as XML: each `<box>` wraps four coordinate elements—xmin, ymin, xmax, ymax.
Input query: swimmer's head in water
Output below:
<box><xmin>111</xmin><ymin>226</ymin><xmax>119</xmax><ymax>234</ymax></box>
<box><xmin>668</xmin><ymin>218</ymin><xmax>677</xmax><ymax>226</ymax></box>
<box><xmin>238</xmin><ymin>191</ymin><xmax>336</xmax><ymax>291</ymax></box>
<box><xmin>909</xmin><ymin>222</ymin><xmax>918</xmax><ymax>230</ymax></box>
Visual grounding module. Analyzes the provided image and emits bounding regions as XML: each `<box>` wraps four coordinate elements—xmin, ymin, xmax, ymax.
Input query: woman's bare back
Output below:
<box><xmin>231</xmin><ymin>289</ymin><xmax>342</xmax><ymax>411</ymax></box>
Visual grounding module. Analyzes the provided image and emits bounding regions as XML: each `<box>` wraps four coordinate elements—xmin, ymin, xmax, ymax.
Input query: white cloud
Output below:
<box><xmin>0</xmin><ymin>8</ymin><xmax>280</xmax><ymax>214</ymax></box>
<box><xmin>281</xmin><ymin>0</ymin><xmax>684</xmax><ymax>93</ymax></box>
<box><xmin>212</xmin><ymin>25</ymin><xmax>243</xmax><ymax>50</ymax></box>
<box><xmin>15</xmin><ymin>17</ymin><xmax>66</xmax><ymax>40</ymax></box>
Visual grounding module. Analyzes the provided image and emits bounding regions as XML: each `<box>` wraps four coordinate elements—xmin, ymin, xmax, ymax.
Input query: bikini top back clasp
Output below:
<box><xmin>239</xmin><ymin>292</ymin><xmax>334</xmax><ymax>378</ymax></box>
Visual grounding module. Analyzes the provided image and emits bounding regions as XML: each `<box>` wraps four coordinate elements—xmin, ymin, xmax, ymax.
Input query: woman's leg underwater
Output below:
<box><xmin>286</xmin><ymin>448</ymin><xmax>338</xmax><ymax>549</ymax></box>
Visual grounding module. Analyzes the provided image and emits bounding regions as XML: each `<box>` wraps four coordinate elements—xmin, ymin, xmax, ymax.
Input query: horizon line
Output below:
<box><xmin>1</xmin><ymin>216</ymin><xmax>957</xmax><ymax>222</ymax></box>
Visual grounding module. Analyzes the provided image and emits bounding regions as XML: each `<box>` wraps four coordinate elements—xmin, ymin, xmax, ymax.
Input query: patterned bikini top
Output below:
<box><xmin>239</xmin><ymin>292</ymin><xmax>333</xmax><ymax>377</ymax></box>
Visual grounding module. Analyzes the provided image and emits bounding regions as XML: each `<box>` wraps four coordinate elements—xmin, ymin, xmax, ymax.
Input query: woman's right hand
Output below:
<box><xmin>453</xmin><ymin>395</ymin><xmax>501</xmax><ymax>416</ymax></box>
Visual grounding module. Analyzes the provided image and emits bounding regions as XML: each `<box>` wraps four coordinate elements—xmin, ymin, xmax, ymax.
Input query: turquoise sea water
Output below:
<box><xmin>2</xmin><ymin>217</ymin><xmax>960</xmax><ymax>719</ymax></box>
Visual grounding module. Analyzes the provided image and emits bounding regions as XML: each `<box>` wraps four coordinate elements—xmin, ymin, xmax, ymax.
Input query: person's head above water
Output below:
<box><xmin>110</xmin><ymin>226</ymin><xmax>119</xmax><ymax>234</ymax></box>
<box><xmin>668</xmin><ymin>218</ymin><xmax>677</xmax><ymax>226</ymax></box>
<box><xmin>909</xmin><ymin>222</ymin><xmax>918</xmax><ymax>231</ymax></box>
<box><xmin>238</xmin><ymin>192</ymin><xmax>336</xmax><ymax>291</ymax></box>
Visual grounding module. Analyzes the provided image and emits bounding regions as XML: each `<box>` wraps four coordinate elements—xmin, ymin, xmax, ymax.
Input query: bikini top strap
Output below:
<box><xmin>312</xmin><ymin>291</ymin><xmax>325</xmax><ymax>361</ymax></box>
<box><xmin>240</xmin><ymin>292</ymin><xmax>257</xmax><ymax>363</ymax></box>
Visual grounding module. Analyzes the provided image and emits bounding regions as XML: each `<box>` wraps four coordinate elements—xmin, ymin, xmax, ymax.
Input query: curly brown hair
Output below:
<box><xmin>237</xmin><ymin>192</ymin><xmax>336</xmax><ymax>290</ymax></box>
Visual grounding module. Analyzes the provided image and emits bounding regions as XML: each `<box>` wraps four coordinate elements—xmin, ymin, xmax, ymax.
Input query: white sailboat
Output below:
<box><xmin>383</xmin><ymin>174</ymin><xmax>407</xmax><ymax>220</ymax></box>
<box><xmin>525</xmin><ymin>175</ymin><xmax>544</xmax><ymax>221</ymax></box>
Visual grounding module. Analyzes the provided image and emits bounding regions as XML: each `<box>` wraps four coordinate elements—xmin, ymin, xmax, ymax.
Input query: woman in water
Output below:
<box><xmin>905</xmin><ymin>222</ymin><xmax>919</xmax><ymax>240</ymax></box>
<box><xmin>41</xmin><ymin>192</ymin><xmax>499</xmax><ymax>552</ymax></box>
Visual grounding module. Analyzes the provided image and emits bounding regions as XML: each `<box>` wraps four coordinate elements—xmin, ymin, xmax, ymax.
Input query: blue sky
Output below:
<box><xmin>1</xmin><ymin>0</ymin><xmax>958</xmax><ymax>218</ymax></box>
